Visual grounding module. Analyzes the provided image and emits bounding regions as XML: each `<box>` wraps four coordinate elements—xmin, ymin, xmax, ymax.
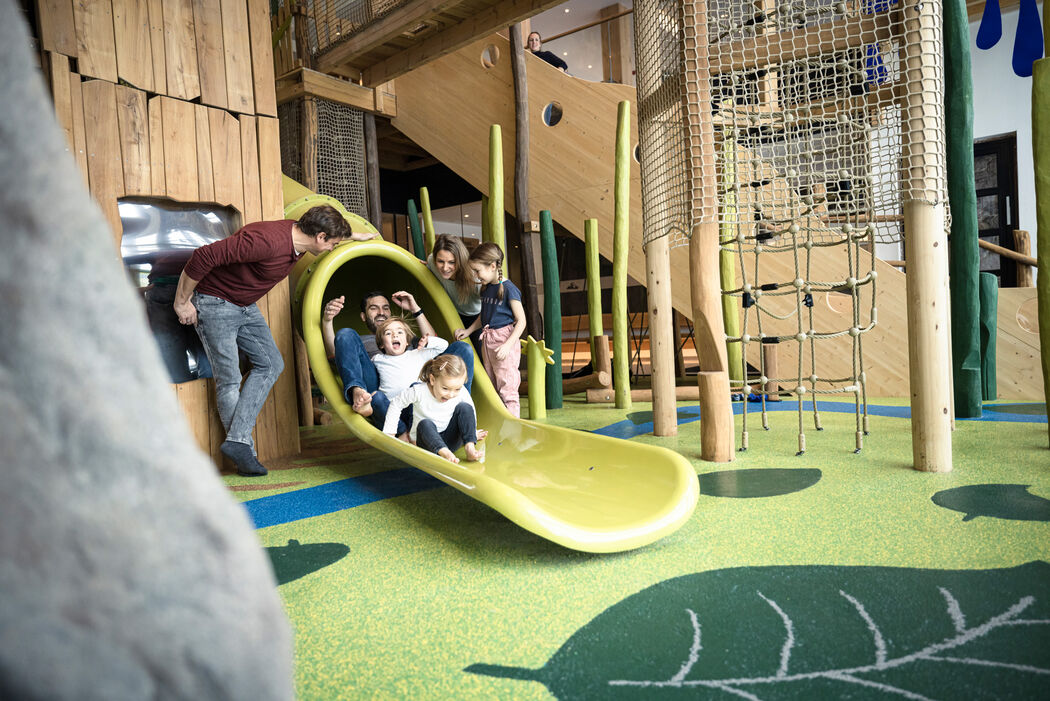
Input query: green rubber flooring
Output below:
<box><xmin>226</xmin><ymin>398</ymin><xmax>1050</xmax><ymax>700</ymax></box>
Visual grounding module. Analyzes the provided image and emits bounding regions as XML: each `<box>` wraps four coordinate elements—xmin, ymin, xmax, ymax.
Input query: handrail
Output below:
<box><xmin>541</xmin><ymin>8</ymin><xmax>634</xmax><ymax>44</ymax></box>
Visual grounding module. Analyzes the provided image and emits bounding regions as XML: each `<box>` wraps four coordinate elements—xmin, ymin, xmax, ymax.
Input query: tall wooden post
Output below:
<box><xmin>612</xmin><ymin>101</ymin><xmax>632</xmax><ymax>410</ymax></box>
<box><xmin>1031</xmin><ymin>7</ymin><xmax>1050</xmax><ymax>447</ymax></box>
<box><xmin>903</xmin><ymin>0</ymin><xmax>952</xmax><ymax>471</ymax></box>
<box><xmin>363</xmin><ymin>112</ymin><xmax>382</xmax><ymax>229</ymax></box>
<box><xmin>682</xmin><ymin>0</ymin><xmax>733</xmax><ymax>461</ymax></box>
<box><xmin>509</xmin><ymin>22</ymin><xmax>543</xmax><ymax>339</ymax></box>
<box><xmin>646</xmin><ymin>232</ymin><xmax>676</xmax><ymax>435</ymax></box>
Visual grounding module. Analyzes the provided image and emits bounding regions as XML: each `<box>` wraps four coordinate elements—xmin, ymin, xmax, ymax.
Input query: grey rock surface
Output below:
<box><xmin>0</xmin><ymin>2</ymin><xmax>294</xmax><ymax>698</ymax></box>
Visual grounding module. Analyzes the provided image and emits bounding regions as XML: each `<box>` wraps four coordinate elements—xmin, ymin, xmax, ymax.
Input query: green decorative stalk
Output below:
<box><xmin>488</xmin><ymin>125</ymin><xmax>507</xmax><ymax>276</ymax></box>
<box><xmin>540</xmin><ymin>210</ymin><xmax>563</xmax><ymax>409</ymax></box>
<box><xmin>978</xmin><ymin>272</ymin><xmax>998</xmax><ymax>401</ymax></box>
<box><xmin>613</xmin><ymin>101</ymin><xmax>631</xmax><ymax>409</ymax></box>
<box><xmin>585</xmin><ymin>218</ymin><xmax>603</xmax><ymax>360</ymax></box>
<box><xmin>407</xmin><ymin>199</ymin><xmax>425</xmax><ymax>261</ymax></box>
<box><xmin>521</xmin><ymin>335</ymin><xmax>555</xmax><ymax>420</ymax></box>
<box><xmin>419</xmin><ymin>187</ymin><xmax>435</xmax><ymax>257</ymax></box>
<box><xmin>719</xmin><ymin>130</ymin><xmax>743</xmax><ymax>384</ymax></box>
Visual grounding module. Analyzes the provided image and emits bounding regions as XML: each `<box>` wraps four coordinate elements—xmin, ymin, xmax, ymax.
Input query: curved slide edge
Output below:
<box><xmin>289</xmin><ymin>221</ymin><xmax>698</xmax><ymax>552</ymax></box>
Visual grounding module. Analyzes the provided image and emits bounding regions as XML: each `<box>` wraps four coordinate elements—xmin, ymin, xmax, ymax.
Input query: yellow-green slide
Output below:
<box><xmin>286</xmin><ymin>178</ymin><xmax>698</xmax><ymax>552</ymax></box>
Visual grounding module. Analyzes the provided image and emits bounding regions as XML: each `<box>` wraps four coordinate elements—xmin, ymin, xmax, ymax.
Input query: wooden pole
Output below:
<box><xmin>488</xmin><ymin>124</ymin><xmax>507</xmax><ymax>277</ymax></box>
<box><xmin>419</xmin><ymin>186</ymin><xmax>435</xmax><ymax>257</ymax></box>
<box><xmin>903</xmin><ymin>0</ymin><xmax>952</xmax><ymax>472</ymax></box>
<box><xmin>612</xmin><ymin>100</ymin><xmax>631</xmax><ymax>410</ymax></box>
<box><xmin>645</xmin><ymin>234</ymin><xmax>677</xmax><ymax>435</ymax></box>
<box><xmin>363</xmin><ymin>112</ymin><xmax>382</xmax><ymax>230</ymax></box>
<box><xmin>1014</xmin><ymin>230</ymin><xmax>1034</xmax><ymax>286</ymax></box>
<box><xmin>300</xmin><ymin>98</ymin><xmax>318</xmax><ymax>191</ymax></box>
<box><xmin>593</xmin><ymin>334</ymin><xmax>612</xmax><ymax>376</ymax></box>
<box><xmin>682</xmin><ymin>0</ymin><xmax>733</xmax><ymax>462</ymax></box>
<box><xmin>509</xmin><ymin>23</ymin><xmax>543</xmax><ymax>340</ymax></box>
<box><xmin>762</xmin><ymin>340</ymin><xmax>780</xmax><ymax>400</ymax></box>
<box><xmin>585</xmin><ymin>218</ymin><xmax>604</xmax><ymax>361</ymax></box>
<box><xmin>293</xmin><ymin>332</ymin><xmax>313</xmax><ymax>426</ymax></box>
<box><xmin>1032</xmin><ymin>8</ymin><xmax>1050</xmax><ymax>447</ymax></box>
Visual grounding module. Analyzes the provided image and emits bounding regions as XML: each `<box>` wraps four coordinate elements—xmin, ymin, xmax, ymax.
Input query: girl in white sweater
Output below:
<box><xmin>383</xmin><ymin>354</ymin><xmax>485</xmax><ymax>464</ymax></box>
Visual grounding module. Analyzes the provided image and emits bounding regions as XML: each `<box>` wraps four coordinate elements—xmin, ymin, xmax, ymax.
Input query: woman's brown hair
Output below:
<box><xmin>432</xmin><ymin>234</ymin><xmax>475</xmax><ymax>304</ymax></box>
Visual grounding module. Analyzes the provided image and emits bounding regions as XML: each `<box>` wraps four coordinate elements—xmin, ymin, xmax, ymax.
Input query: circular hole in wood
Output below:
<box><xmin>1017</xmin><ymin>296</ymin><xmax>1039</xmax><ymax>334</ymax></box>
<box><xmin>542</xmin><ymin>101</ymin><xmax>563</xmax><ymax>127</ymax></box>
<box><xmin>481</xmin><ymin>45</ymin><xmax>500</xmax><ymax>69</ymax></box>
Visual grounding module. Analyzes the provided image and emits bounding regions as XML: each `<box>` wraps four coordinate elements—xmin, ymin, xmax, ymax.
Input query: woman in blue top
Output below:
<box><xmin>455</xmin><ymin>242</ymin><xmax>526</xmax><ymax>417</ymax></box>
<box><xmin>427</xmin><ymin>235</ymin><xmax>481</xmax><ymax>346</ymax></box>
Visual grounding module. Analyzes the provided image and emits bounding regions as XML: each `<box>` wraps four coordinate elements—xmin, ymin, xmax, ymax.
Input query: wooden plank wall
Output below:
<box><xmin>36</xmin><ymin>0</ymin><xmax>299</xmax><ymax>465</ymax></box>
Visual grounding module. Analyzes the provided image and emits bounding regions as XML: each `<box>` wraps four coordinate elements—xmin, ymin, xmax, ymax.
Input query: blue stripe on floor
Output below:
<box><xmin>592</xmin><ymin>401</ymin><xmax>1047</xmax><ymax>440</ymax></box>
<box><xmin>243</xmin><ymin>468</ymin><xmax>446</xmax><ymax>528</ymax></box>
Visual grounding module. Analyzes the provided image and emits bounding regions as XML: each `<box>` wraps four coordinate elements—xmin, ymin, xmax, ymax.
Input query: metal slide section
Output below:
<box><xmin>286</xmin><ymin>184</ymin><xmax>699</xmax><ymax>553</ymax></box>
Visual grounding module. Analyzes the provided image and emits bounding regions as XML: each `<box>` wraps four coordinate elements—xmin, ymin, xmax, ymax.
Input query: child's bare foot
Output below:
<box><xmin>351</xmin><ymin>387</ymin><xmax>373</xmax><ymax>417</ymax></box>
<box><xmin>438</xmin><ymin>447</ymin><xmax>460</xmax><ymax>464</ymax></box>
<box><xmin>464</xmin><ymin>442</ymin><xmax>483</xmax><ymax>462</ymax></box>
<box><xmin>476</xmin><ymin>429</ymin><xmax>488</xmax><ymax>441</ymax></box>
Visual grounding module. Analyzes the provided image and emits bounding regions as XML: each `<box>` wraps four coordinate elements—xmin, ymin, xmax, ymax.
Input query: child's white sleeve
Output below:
<box><xmin>430</xmin><ymin>336</ymin><xmax>449</xmax><ymax>354</ymax></box>
<box><xmin>382</xmin><ymin>387</ymin><xmax>414</xmax><ymax>435</ymax></box>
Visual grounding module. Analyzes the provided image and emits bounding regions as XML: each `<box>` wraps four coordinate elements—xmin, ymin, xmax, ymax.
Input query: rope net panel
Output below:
<box><xmin>278</xmin><ymin>97</ymin><xmax>369</xmax><ymax>220</ymax></box>
<box><xmin>632</xmin><ymin>0</ymin><xmax>947</xmax><ymax>453</ymax></box>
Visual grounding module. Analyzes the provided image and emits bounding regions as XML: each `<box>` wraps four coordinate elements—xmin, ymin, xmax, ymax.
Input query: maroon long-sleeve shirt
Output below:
<box><xmin>183</xmin><ymin>220</ymin><xmax>302</xmax><ymax>306</ymax></box>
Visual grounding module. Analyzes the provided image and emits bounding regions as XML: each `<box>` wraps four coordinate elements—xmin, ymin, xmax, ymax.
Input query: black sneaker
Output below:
<box><xmin>221</xmin><ymin>440</ymin><xmax>268</xmax><ymax>477</ymax></box>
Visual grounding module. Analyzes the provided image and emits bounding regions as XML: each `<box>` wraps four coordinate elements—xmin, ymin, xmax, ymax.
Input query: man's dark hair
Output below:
<box><xmin>360</xmin><ymin>291</ymin><xmax>388</xmax><ymax>313</ymax></box>
<box><xmin>298</xmin><ymin>205</ymin><xmax>351</xmax><ymax>240</ymax></box>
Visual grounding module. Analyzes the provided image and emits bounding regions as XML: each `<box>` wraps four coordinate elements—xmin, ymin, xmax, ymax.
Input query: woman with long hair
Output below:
<box><xmin>427</xmin><ymin>234</ymin><xmax>482</xmax><ymax>344</ymax></box>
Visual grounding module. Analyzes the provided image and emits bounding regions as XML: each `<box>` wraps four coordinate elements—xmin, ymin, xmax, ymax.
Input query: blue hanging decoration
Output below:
<box><xmin>975</xmin><ymin>0</ymin><xmax>1002</xmax><ymax>50</ymax></box>
<box><xmin>1011</xmin><ymin>0</ymin><xmax>1044</xmax><ymax>78</ymax></box>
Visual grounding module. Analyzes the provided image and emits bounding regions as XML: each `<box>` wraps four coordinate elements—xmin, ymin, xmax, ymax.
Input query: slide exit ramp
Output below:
<box><xmin>287</xmin><ymin>185</ymin><xmax>699</xmax><ymax>553</ymax></box>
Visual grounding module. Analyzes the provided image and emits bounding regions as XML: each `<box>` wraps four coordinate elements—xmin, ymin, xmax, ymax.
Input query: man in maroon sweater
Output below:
<box><xmin>173</xmin><ymin>205</ymin><xmax>377</xmax><ymax>476</ymax></box>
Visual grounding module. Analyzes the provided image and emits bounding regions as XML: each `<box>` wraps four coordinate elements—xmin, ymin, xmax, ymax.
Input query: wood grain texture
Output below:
<box><xmin>37</xmin><ymin>0</ymin><xmax>78</xmax><ymax>56</ymax></box>
<box><xmin>147</xmin><ymin>0</ymin><xmax>167</xmax><ymax>94</ymax></box>
<box><xmin>209</xmin><ymin>109</ymin><xmax>244</xmax><ymax>214</ymax></box>
<box><xmin>247</xmin><ymin>0</ymin><xmax>277</xmax><ymax>116</ymax></box>
<box><xmin>256</xmin><ymin>116</ymin><xmax>283</xmax><ymax>219</ymax></box>
<box><xmin>161</xmin><ymin>96</ymin><xmax>199</xmax><ymax>202</ymax></box>
<box><xmin>220</xmin><ymin>0</ymin><xmax>254</xmax><ymax>113</ymax></box>
<box><xmin>68</xmin><ymin>71</ymin><xmax>89</xmax><ymax>185</ymax></box>
<box><xmin>47</xmin><ymin>53</ymin><xmax>74</xmax><ymax>155</ymax></box>
<box><xmin>239</xmin><ymin>114</ymin><xmax>262</xmax><ymax>224</ymax></box>
<box><xmin>81</xmin><ymin>79</ymin><xmax>125</xmax><ymax>242</ymax></box>
<box><xmin>148</xmin><ymin>95</ymin><xmax>166</xmax><ymax>195</ymax></box>
<box><xmin>164</xmin><ymin>0</ymin><xmax>202</xmax><ymax>101</ymax></box>
<box><xmin>192</xmin><ymin>0</ymin><xmax>228</xmax><ymax>108</ymax></box>
<box><xmin>115</xmin><ymin>84</ymin><xmax>151</xmax><ymax>195</ymax></box>
<box><xmin>195</xmin><ymin>104</ymin><xmax>215</xmax><ymax>202</ymax></box>
<box><xmin>267</xmin><ymin>280</ymin><xmax>301</xmax><ymax>457</ymax></box>
<box><xmin>112</xmin><ymin>0</ymin><xmax>154</xmax><ymax>91</ymax></box>
<box><xmin>73</xmin><ymin>0</ymin><xmax>118</xmax><ymax>81</ymax></box>
<box><xmin>175</xmin><ymin>380</ymin><xmax>213</xmax><ymax>460</ymax></box>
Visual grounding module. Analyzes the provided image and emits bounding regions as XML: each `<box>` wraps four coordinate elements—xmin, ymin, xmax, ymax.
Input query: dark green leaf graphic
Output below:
<box><xmin>467</xmin><ymin>562</ymin><xmax>1050</xmax><ymax>699</ymax></box>
<box><xmin>983</xmin><ymin>403</ymin><xmax>1046</xmax><ymax>416</ymax></box>
<box><xmin>699</xmin><ymin>468</ymin><xmax>822</xmax><ymax>498</ymax></box>
<box><xmin>932</xmin><ymin>484</ymin><xmax>1050</xmax><ymax>522</ymax></box>
<box><xmin>265</xmin><ymin>539</ymin><xmax>350</xmax><ymax>585</ymax></box>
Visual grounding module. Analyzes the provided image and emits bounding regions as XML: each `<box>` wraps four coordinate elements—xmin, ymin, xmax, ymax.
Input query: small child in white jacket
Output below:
<box><xmin>371</xmin><ymin>317</ymin><xmax>449</xmax><ymax>439</ymax></box>
<box><xmin>383</xmin><ymin>354</ymin><xmax>485</xmax><ymax>464</ymax></box>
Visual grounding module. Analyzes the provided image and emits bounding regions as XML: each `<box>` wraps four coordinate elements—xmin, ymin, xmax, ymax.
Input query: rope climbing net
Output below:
<box><xmin>633</xmin><ymin>0</ymin><xmax>947</xmax><ymax>452</ymax></box>
<box><xmin>279</xmin><ymin>96</ymin><xmax>369</xmax><ymax>220</ymax></box>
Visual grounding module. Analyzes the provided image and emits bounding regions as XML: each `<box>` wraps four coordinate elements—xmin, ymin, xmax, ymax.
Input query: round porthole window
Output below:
<box><xmin>481</xmin><ymin>45</ymin><xmax>500</xmax><ymax>69</ymax></box>
<box><xmin>542</xmin><ymin>101</ymin><xmax>563</xmax><ymax>126</ymax></box>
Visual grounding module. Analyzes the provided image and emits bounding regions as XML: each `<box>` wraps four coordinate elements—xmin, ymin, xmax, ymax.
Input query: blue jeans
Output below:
<box><xmin>144</xmin><ymin>284</ymin><xmax>212</xmax><ymax>383</ymax></box>
<box><xmin>416</xmin><ymin>402</ymin><xmax>477</xmax><ymax>454</ymax></box>
<box><xmin>193</xmin><ymin>293</ymin><xmax>284</xmax><ymax>449</ymax></box>
<box><xmin>334</xmin><ymin>328</ymin><xmax>475</xmax><ymax>428</ymax></box>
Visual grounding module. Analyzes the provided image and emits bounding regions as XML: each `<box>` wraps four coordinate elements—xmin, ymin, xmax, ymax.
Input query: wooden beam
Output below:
<box><xmin>711</xmin><ymin>11</ymin><xmax>897</xmax><ymax>75</ymax></box>
<box><xmin>361</xmin><ymin>0</ymin><xmax>570</xmax><ymax>87</ymax></box>
<box><xmin>364</xmin><ymin>112</ymin><xmax>382</xmax><ymax>227</ymax></box>
<box><xmin>315</xmin><ymin>0</ymin><xmax>462</xmax><ymax>72</ymax></box>
<box><xmin>275</xmin><ymin>68</ymin><xmax>395</xmax><ymax>117</ymax></box>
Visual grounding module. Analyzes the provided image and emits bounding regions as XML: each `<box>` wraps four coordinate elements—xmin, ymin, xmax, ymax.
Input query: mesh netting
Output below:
<box><xmin>633</xmin><ymin>0</ymin><xmax>947</xmax><ymax>453</ymax></box>
<box><xmin>278</xmin><ymin>97</ymin><xmax>369</xmax><ymax>220</ymax></box>
<box><xmin>297</xmin><ymin>0</ymin><xmax>414</xmax><ymax>60</ymax></box>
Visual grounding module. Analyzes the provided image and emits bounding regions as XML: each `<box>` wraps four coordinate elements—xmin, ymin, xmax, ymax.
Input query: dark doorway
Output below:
<box><xmin>974</xmin><ymin>134</ymin><xmax>1019</xmax><ymax>287</ymax></box>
